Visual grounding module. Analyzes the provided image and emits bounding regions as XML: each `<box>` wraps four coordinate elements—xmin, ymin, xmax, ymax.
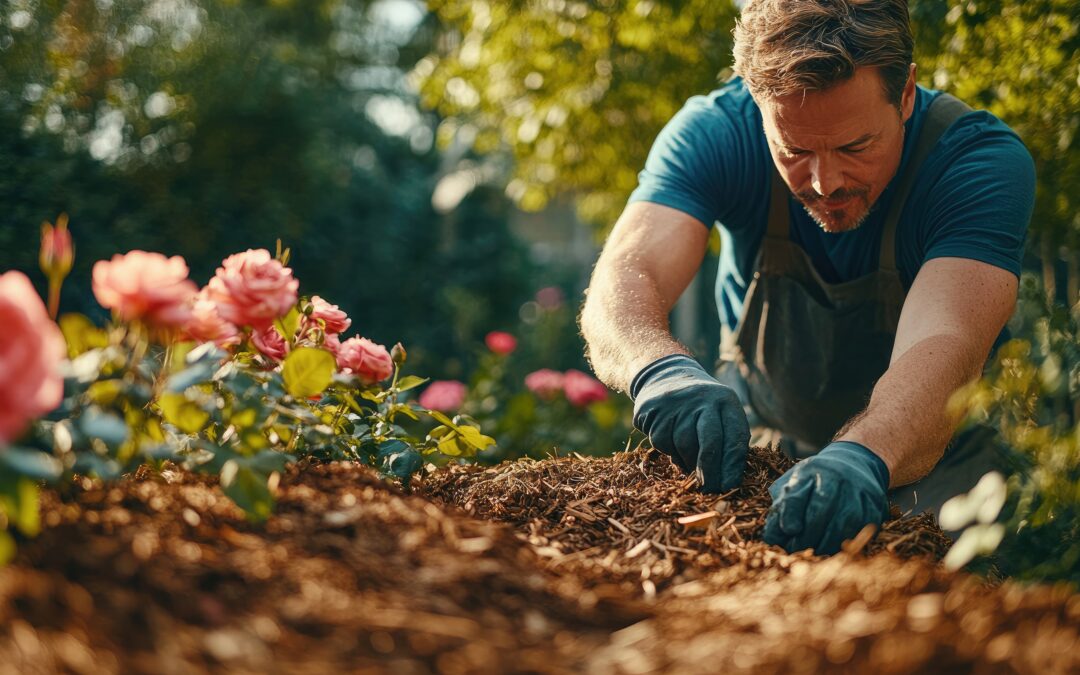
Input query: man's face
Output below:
<box><xmin>758</xmin><ymin>65</ymin><xmax>917</xmax><ymax>233</ymax></box>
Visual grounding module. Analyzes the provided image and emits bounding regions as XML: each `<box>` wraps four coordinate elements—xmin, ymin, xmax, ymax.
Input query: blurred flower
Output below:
<box><xmin>40</xmin><ymin>214</ymin><xmax>74</xmax><ymax>279</ymax></box>
<box><xmin>92</xmin><ymin>250</ymin><xmax>198</xmax><ymax>327</ymax></box>
<box><xmin>307</xmin><ymin>295</ymin><xmax>351</xmax><ymax>335</ymax></box>
<box><xmin>418</xmin><ymin>380</ymin><xmax>467</xmax><ymax>412</ymax></box>
<box><xmin>563</xmin><ymin>369</ymin><xmax>608</xmax><ymax>408</ymax></box>
<box><xmin>535</xmin><ymin>286</ymin><xmax>564</xmax><ymax>310</ymax></box>
<box><xmin>185</xmin><ymin>288</ymin><xmax>241</xmax><ymax>348</ymax></box>
<box><xmin>252</xmin><ymin>325</ymin><xmax>288</xmax><ymax>362</ymax></box>
<box><xmin>336</xmin><ymin>337</ymin><xmax>393</xmax><ymax>385</ymax></box>
<box><xmin>0</xmin><ymin>271</ymin><xmax>66</xmax><ymax>443</ymax></box>
<box><xmin>485</xmin><ymin>331</ymin><xmax>517</xmax><ymax>355</ymax></box>
<box><xmin>207</xmin><ymin>249</ymin><xmax>299</xmax><ymax>329</ymax></box>
<box><xmin>525</xmin><ymin>369</ymin><xmax>565</xmax><ymax>400</ymax></box>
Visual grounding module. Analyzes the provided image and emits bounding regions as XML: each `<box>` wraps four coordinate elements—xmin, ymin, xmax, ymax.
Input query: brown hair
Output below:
<box><xmin>732</xmin><ymin>0</ymin><xmax>914</xmax><ymax>108</ymax></box>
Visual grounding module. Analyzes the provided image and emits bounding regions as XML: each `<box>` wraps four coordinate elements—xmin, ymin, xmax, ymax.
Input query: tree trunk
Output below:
<box><xmin>1066</xmin><ymin>246</ymin><xmax>1079</xmax><ymax>310</ymax></box>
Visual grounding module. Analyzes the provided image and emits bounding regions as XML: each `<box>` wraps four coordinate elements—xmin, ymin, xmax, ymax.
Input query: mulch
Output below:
<box><xmin>1</xmin><ymin>445</ymin><xmax>1077</xmax><ymax>674</ymax></box>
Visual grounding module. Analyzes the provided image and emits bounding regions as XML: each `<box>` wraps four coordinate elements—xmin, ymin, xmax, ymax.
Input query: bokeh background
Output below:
<box><xmin>1</xmin><ymin>0</ymin><xmax>1078</xmax><ymax>578</ymax></box>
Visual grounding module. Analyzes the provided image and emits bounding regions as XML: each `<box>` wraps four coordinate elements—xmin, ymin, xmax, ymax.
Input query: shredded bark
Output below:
<box><xmin>0</xmin><ymin>445</ymin><xmax>1075</xmax><ymax>674</ymax></box>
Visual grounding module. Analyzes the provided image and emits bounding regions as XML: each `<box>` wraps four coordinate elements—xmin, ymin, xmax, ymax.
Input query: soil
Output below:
<box><xmin>1</xmin><ymin>446</ymin><xmax>1078</xmax><ymax>674</ymax></box>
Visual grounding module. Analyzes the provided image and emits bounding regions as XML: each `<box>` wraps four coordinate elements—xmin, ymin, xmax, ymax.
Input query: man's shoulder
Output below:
<box><xmin>678</xmin><ymin>77</ymin><xmax>762</xmax><ymax>130</ymax></box>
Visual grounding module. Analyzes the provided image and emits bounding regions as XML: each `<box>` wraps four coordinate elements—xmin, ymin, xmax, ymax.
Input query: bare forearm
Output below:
<box><xmin>580</xmin><ymin>269</ymin><xmax>690</xmax><ymax>393</ymax></box>
<box><xmin>837</xmin><ymin>333</ymin><xmax>984</xmax><ymax>487</ymax></box>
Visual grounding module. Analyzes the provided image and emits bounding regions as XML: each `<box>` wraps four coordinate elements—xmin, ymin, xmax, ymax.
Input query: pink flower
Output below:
<box><xmin>92</xmin><ymin>250</ymin><xmax>198</xmax><ymax>327</ymax></box>
<box><xmin>206</xmin><ymin>249</ymin><xmax>299</xmax><ymax>329</ymax></box>
<box><xmin>335</xmin><ymin>337</ymin><xmax>393</xmax><ymax>385</ymax></box>
<box><xmin>525</xmin><ymin>369</ymin><xmax>564</xmax><ymax>400</ymax></box>
<box><xmin>418</xmin><ymin>380</ymin><xmax>467</xmax><ymax>412</ymax></box>
<box><xmin>185</xmin><ymin>288</ymin><xmax>240</xmax><ymax>348</ymax></box>
<box><xmin>485</xmin><ymin>331</ymin><xmax>517</xmax><ymax>355</ymax></box>
<box><xmin>323</xmin><ymin>333</ymin><xmax>342</xmax><ymax>357</ymax></box>
<box><xmin>535</xmin><ymin>286</ymin><xmax>564</xmax><ymax>310</ymax></box>
<box><xmin>563</xmin><ymin>369</ymin><xmax>608</xmax><ymax>408</ymax></box>
<box><xmin>306</xmin><ymin>295</ymin><xmax>351</xmax><ymax>335</ymax></box>
<box><xmin>0</xmin><ymin>272</ymin><xmax>66</xmax><ymax>443</ymax></box>
<box><xmin>39</xmin><ymin>214</ymin><xmax>73</xmax><ymax>281</ymax></box>
<box><xmin>252</xmin><ymin>325</ymin><xmax>288</xmax><ymax>361</ymax></box>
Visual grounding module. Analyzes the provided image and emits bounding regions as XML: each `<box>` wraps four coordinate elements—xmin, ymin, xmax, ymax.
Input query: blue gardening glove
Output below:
<box><xmin>631</xmin><ymin>354</ymin><xmax>751</xmax><ymax>493</ymax></box>
<box><xmin>764</xmin><ymin>441</ymin><xmax>891</xmax><ymax>555</ymax></box>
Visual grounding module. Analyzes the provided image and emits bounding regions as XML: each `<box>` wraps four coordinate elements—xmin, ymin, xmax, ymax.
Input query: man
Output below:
<box><xmin>579</xmin><ymin>0</ymin><xmax>1034</xmax><ymax>555</ymax></box>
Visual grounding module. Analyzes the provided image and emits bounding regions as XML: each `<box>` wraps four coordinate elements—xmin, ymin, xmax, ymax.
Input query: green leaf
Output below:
<box><xmin>247</xmin><ymin>450</ymin><xmax>294</xmax><ymax>474</ymax></box>
<box><xmin>158</xmin><ymin>393</ymin><xmax>211</xmax><ymax>434</ymax></box>
<box><xmin>0</xmin><ymin>448</ymin><xmax>63</xmax><ymax>480</ymax></box>
<box><xmin>220</xmin><ymin>461</ymin><xmax>274</xmax><ymax>522</ymax></box>
<box><xmin>281</xmin><ymin>347</ymin><xmax>336</xmax><ymax>398</ymax></box>
<box><xmin>78</xmin><ymin>409</ymin><xmax>129</xmax><ymax>448</ymax></box>
<box><xmin>277</xmin><ymin>307</ymin><xmax>301</xmax><ymax>341</ymax></box>
<box><xmin>457</xmin><ymin>425</ymin><xmax>496</xmax><ymax>452</ymax></box>
<box><xmin>165</xmin><ymin>362</ymin><xmax>216</xmax><ymax>393</ymax></box>
<box><xmin>437</xmin><ymin>434</ymin><xmax>465</xmax><ymax>457</ymax></box>
<box><xmin>0</xmin><ymin>530</ymin><xmax>14</xmax><ymax>566</ymax></box>
<box><xmin>0</xmin><ymin>477</ymin><xmax>41</xmax><ymax>537</ymax></box>
<box><xmin>395</xmin><ymin>375</ymin><xmax>428</xmax><ymax>393</ymax></box>
<box><xmin>71</xmin><ymin>454</ymin><xmax>122</xmax><ymax>479</ymax></box>
<box><xmin>58</xmin><ymin>313</ymin><xmax>108</xmax><ymax>358</ymax></box>
<box><xmin>377</xmin><ymin>440</ymin><xmax>422</xmax><ymax>485</ymax></box>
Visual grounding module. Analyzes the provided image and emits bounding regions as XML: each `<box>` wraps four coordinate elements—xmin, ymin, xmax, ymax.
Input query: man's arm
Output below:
<box><xmin>836</xmin><ymin>256</ymin><xmax>1018</xmax><ymax>487</ymax></box>
<box><xmin>579</xmin><ymin>201</ymin><xmax>710</xmax><ymax>392</ymax></box>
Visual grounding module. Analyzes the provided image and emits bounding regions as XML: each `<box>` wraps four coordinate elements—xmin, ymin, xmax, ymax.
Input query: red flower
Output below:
<box><xmin>484</xmin><ymin>331</ymin><xmax>517</xmax><ymax>355</ymax></box>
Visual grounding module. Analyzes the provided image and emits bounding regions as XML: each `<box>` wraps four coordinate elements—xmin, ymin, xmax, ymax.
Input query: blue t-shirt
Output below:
<box><xmin>628</xmin><ymin>78</ymin><xmax>1036</xmax><ymax>334</ymax></box>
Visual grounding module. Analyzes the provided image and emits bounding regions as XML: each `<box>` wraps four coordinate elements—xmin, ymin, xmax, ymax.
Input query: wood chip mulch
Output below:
<box><xmin>0</xmin><ymin>445</ymin><xmax>1077</xmax><ymax>674</ymax></box>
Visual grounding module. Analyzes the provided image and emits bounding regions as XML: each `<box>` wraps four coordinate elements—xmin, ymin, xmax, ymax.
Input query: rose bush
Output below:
<box><xmin>1</xmin><ymin>231</ymin><xmax>495</xmax><ymax>563</ymax></box>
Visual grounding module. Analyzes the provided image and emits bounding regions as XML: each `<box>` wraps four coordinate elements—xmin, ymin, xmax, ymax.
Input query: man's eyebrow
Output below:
<box><xmin>839</xmin><ymin>133</ymin><xmax>877</xmax><ymax>148</ymax></box>
<box><xmin>781</xmin><ymin>133</ymin><xmax>878</xmax><ymax>152</ymax></box>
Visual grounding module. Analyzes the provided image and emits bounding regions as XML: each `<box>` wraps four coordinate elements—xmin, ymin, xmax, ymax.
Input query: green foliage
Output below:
<box><xmin>950</xmin><ymin>275</ymin><xmax>1080</xmax><ymax>584</ymax></box>
<box><xmin>911</xmin><ymin>0</ymin><xmax>1080</xmax><ymax>252</ymax></box>
<box><xmin>418</xmin><ymin>0</ymin><xmax>739</xmax><ymax>226</ymax></box>
<box><xmin>0</xmin><ymin>0</ymin><xmax>536</xmax><ymax>375</ymax></box>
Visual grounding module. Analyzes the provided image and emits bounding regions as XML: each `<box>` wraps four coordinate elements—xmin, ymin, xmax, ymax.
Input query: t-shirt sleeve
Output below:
<box><xmin>627</xmin><ymin>93</ymin><xmax>759</xmax><ymax>230</ymax></box>
<box><xmin>918</xmin><ymin>113</ymin><xmax>1035</xmax><ymax>278</ymax></box>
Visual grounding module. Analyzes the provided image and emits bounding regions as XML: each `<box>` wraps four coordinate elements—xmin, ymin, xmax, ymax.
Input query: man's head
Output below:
<box><xmin>733</xmin><ymin>0</ymin><xmax>917</xmax><ymax>233</ymax></box>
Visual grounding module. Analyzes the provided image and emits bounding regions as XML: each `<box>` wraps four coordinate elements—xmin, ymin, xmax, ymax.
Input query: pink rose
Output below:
<box><xmin>335</xmin><ymin>337</ymin><xmax>393</xmax><ymax>385</ymax></box>
<box><xmin>92</xmin><ymin>250</ymin><xmax>198</xmax><ymax>327</ymax></box>
<box><xmin>323</xmin><ymin>333</ymin><xmax>342</xmax><ymax>357</ymax></box>
<box><xmin>0</xmin><ymin>272</ymin><xmax>66</xmax><ymax>443</ymax></box>
<box><xmin>252</xmin><ymin>325</ymin><xmax>288</xmax><ymax>361</ymax></box>
<box><xmin>563</xmin><ymin>369</ymin><xmax>608</xmax><ymax>408</ymax></box>
<box><xmin>524</xmin><ymin>369</ymin><xmax>564</xmax><ymax>400</ymax></box>
<box><xmin>306</xmin><ymin>295</ymin><xmax>351</xmax><ymax>335</ymax></box>
<box><xmin>185</xmin><ymin>289</ymin><xmax>240</xmax><ymax>348</ymax></box>
<box><xmin>206</xmin><ymin>249</ymin><xmax>299</xmax><ymax>329</ymax></box>
<box><xmin>484</xmin><ymin>331</ymin><xmax>517</xmax><ymax>355</ymax></box>
<box><xmin>418</xmin><ymin>380</ymin><xmax>467</xmax><ymax>412</ymax></box>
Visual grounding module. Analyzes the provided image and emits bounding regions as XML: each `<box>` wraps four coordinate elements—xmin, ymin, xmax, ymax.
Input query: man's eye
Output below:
<box><xmin>843</xmin><ymin>146</ymin><xmax>868</xmax><ymax>154</ymax></box>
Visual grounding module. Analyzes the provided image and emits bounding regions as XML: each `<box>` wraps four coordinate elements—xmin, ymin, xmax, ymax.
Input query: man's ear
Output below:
<box><xmin>901</xmin><ymin>63</ymin><xmax>917</xmax><ymax>123</ymax></box>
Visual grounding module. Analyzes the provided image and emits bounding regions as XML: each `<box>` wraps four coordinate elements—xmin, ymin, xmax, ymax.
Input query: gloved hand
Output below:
<box><xmin>631</xmin><ymin>354</ymin><xmax>751</xmax><ymax>493</ymax></box>
<box><xmin>763</xmin><ymin>441</ymin><xmax>891</xmax><ymax>555</ymax></box>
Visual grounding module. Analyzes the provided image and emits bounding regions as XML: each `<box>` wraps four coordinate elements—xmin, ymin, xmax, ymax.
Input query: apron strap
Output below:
<box><xmin>766</xmin><ymin>166</ymin><xmax>790</xmax><ymax>242</ymax></box>
<box><xmin>879</xmin><ymin>93</ymin><xmax>974</xmax><ymax>273</ymax></box>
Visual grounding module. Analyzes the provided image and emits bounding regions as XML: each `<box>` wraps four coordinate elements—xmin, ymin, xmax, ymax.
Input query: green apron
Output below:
<box><xmin>716</xmin><ymin>94</ymin><xmax>1012</xmax><ymax>523</ymax></box>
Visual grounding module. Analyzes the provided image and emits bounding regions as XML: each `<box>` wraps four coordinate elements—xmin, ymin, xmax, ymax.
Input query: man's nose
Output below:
<box><xmin>810</xmin><ymin>155</ymin><xmax>844</xmax><ymax>198</ymax></box>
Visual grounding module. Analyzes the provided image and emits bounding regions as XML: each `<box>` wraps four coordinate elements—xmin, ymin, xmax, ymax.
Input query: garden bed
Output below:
<box><xmin>1</xmin><ymin>447</ymin><xmax>1077</xmax><ymax>674</ymax></box>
